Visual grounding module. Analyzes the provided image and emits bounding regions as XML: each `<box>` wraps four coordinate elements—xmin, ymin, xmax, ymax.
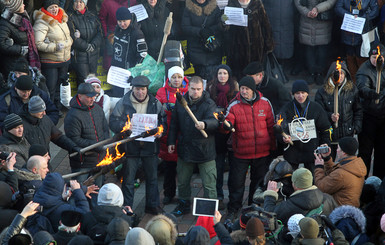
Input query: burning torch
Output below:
<box><xmin>331</xmin><ymin>60</ymin><xmax>343</xmax><ymax>128</ymax></box>
<box><xmin>175</xmin><ymin>91</ymin><xmax>208</xmax><ymax>138</ymax></box>
<box><xmin>375</xmin><ymin>46</ymin><xmax>384</xmax><ymax>104</ymax></box>
<box><xmin>213</xmin><ymin>112</ymin><xmax>235</xmax><ymax>132</ymax></box>
<box><xmin>273</xmin><ymin>115</ymin><xmax>293</xmax><ymax>145</ymax></box>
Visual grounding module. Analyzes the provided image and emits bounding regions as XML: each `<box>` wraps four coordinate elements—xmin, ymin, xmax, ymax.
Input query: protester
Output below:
<box><xmin>85</xmin><ymin>75</ymin><xmax>112</xmax><ymax>123</ymax></box>
<box><xmin>53</xmin><ymin>210</ymin><xmax>82</xmax><ymax>245</ymax></box>
<box><xmin>105</xmin><ymin>217</ymin><xmax>130</xmax><ymax>245</ymax></box>
<box><xmin>0</xmin><ymin>151</ymin><xmax>18</xmax><ymax>191</ymax></box>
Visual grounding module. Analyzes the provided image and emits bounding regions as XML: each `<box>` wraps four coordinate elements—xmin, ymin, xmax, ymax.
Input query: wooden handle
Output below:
<box><xmin>376</xmin><ymin>71</ymin><xmax>381</xmax><ymax>104</ymax></box>
<box><xmin>183</xmin><ymin>105</ymin><xmax>208</xmax><ymax>138</ymax></box>
<box><xmin>157</xmin><ymin>12</ymin><xmax>173</xmax><ymax>64</ymax></box>
<box><xmin>333</xmin><ymin>87</ymin><xmax>338</xmax><ymax>128</ymax></box>
<box><xmin>69</xmin><ymin>138</ymin><xmax>114</xmax><ymax>157</ymax></box>
<box><xmin>223</xmin><ymin>120</ymin><xmax>235</xmax><ymax>132</ymax></box>
<box><xmin>282</xmin><ymin>132</ymin><xmax>293</xmax><ymax>145</ymax></box>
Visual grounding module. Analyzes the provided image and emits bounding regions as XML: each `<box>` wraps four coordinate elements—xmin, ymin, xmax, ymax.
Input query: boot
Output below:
<box><xmin>171</xmin><ymin>199</ymin><xmax>191</xmax><ymax>217</ymax></box>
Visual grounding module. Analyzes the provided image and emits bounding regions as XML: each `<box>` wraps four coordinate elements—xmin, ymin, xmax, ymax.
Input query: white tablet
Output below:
<box><xmin>192</xmin><ymin>197</ymin><xmax>218</xmax><ymax>217</ymax></box>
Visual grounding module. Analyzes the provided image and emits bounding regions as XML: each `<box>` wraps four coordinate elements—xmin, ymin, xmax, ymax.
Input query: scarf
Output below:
<box><xmin>216</xmin><ymin>83</ymin><xmax>230</xmax><ymax>108</ymax></box>
<box><xmin>78</xmin><ymin>8</ymin><xmax>86</xmax><ymax>15</ymax></box>
<box><xmin>41</xmin><ymin>7</ymin><xmax>64</xmax><ymax>23</ymax></box>
<box><xmin>20</xmin><ymin>17</ymin><xmax>41</xmax><ymax>69</ymax></box>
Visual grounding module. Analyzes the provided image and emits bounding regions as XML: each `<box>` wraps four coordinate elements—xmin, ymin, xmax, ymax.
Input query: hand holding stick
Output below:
<box><xmin>176</xmin><ymin>92</ymin><xmax>208</xmax><ymax>138</ymax></box>
<box><xmin>214</xmin><ymin>112</ymin><xmax>235</xmax><ymax>132</ymax></box>
<box><xmin>332</xmin><ymin>69</ymin><xmax>340</xmax><ymax>128</ymax></box>
<box><xmin>273</xmin><ymin>124</ymin><xmax>293</xmax><ymax>145</ymax></box>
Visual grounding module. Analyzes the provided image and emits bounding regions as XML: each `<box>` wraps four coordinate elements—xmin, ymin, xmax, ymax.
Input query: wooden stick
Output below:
<box><xmin>375</xmin><ymin>55</ymin><xmax>384</xmax><ymax>104</ymax></box>
<box><xmin>103</xmin><ymin>128</ymin><xmax>160</xmax><ymax>150</ymax></box>
<box><xmin>273</xmin><ymin>125</ymin><xmax>293</xmax><ymax>145</ymax></box>
<box><xmin>223</xmin><ymin>120</ymin><xmax>235</xmax><ymax>132</ymax></box>
<box><xmin>69</xmin><ymin>138</ymin><xmax>115</xmax><ymax>157</ymax></box>
<box><xmin>333</xmin><ymin>87</ymin><xmax>338</xmax><ymax>128</ymax></box>
<box><xmin>157</xmin><ymin>12</ymin><xmax>173</xmax><ymax>64</ymax></box>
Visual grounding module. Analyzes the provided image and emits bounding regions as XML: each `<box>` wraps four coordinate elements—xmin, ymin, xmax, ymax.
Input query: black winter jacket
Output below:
<box><xmin>315</xmin><ymin>62</ymin><xmax>363</xmax><ymax>141</ymax></box>
<box><xmin>168</xmin><ymin>91</ymin><xmax>218</xmax><ymax>163</ymax></box>
<box><xmin>19</xmin><ymin>104</ymin><xmax>77</xmax><ymax>153</ymax></box>
<box><xmin>257</xmin><ymin>75</ymin><xmax>291</xmax><ymax>115</ymax></box>
<box><xmin>64</xmin><ymin>96</ymin><xmax>109</xmax><ymax>169</ymax></box>
<box><xmin>181</xmin><ymin>0</ymin><xmax>223</xmax><ymax>66</ymax></box>
<box><xmin>68</xmin><ymin>9</ymin><xmax>103</xmax><ymax>64</ymax></box>
<box><xmin>278</xmin><ymin>98</ymin><xmax>331</xmax><ymax>165</ymax></box>
<box><xmin>0</xmin><ymin>131</ymin><xmax>30</xmax><ymax>169</ymax></box>
<box><xmin>0</xmin><ymin>10</ymin><xmax>28</xmax><ymax>77</ymax></box>
<box><xmin>109</xmin><ymin>91</ymin><xmax>166</xmax><ymax>157</ymax></box>
<box><xmin>356</xmin><ymin>60</ymin><xmax>385</xmax><ymax>118</ymax></box>
<box><xmin>0</xmin><ymin>169</ymin><xmax>19</xmax><ymax>192</ymax></box>
<box><xmin>0</xmin><ymin>85</ymin><xmax>59</xmax><ymax>130</ymax></box>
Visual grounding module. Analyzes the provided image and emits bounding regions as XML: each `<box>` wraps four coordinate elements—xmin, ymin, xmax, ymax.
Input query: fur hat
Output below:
<box><xmin>61</xmin><ymin>210</ymin><xmax>82</xmax><ymax>227</ymax></box>
<box><xmin>299</xmin><ymin>217</ymin><xmax>319</xmax><ymax>239</ymax></box>
<box><xmin>29</xmin><ymin>96</ymin><xmax>46</xmax><ymax>114</ymax></box>
<box><xmin>2</xmin><ymin>0</ymin><xmax>23</xmax><ymax>12</ymax></box>
<box><xmin>43</xmin><ymin>0</ymin><xmax>60</xmax><ymax>9</ymax></box>
<box><xmin>291</xmin><ymin>168</ymin><xmax>313</xmax><ymax>189</ymax></box>
<box><xmin>292</xmin><ymin>80</ymin><xmax>309</xmax><ymax>94</ymax></box>
<box><xmin>243</xmin><ymin>61</ymin><xmax>263</xmax><ymax>75</ymax></box>
<box><xmin>15</xmin><ymin>75</ymin><xmax>33</xmax><ymax>90</ymax></box>
<box><xmin>4</xmin><ymin>113</ymin><xmax>23</xmax><ymax>131</ymax></box>
<box><xmin>239</xmin><ymin>76</ymin><xmax>256</xmax><ymax>93</ymax></box>
<box><xmin>116</xmin><ymin>7</ymin><xmax>132</xmax><ymax>20</ymax></box>
<box><xmin>245</xmin><ymin>217</ymin><xmax>264</xmax><ymax>239</ymax></box>
<box><xmin>97</xmin><ymin>183</ymin><xmax>124</xmax><ymax>207</ymax></box>
<box><xmin>146</xmin><ymin>214</ymin><xmax>178</xmax><ymax>245</ymax></box>
<box><xmin>168</xmin><ymin>66</ymin><xmax>184</xmax><ymax>81</ymax></box>
<box><xmin>338</xmin><ymin>136</ymin><xmax>358</xmax><ymax>156</ymax></box>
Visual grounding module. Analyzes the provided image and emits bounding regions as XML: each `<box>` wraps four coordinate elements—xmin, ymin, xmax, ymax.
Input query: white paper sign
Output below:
<box><xmin>217</xmin><ymin>0</ymin><xmax>228</xmax><ymax>10</ymax></box>
<box><xmin>107</xmin><ymin>66</ymin><xmax>132</xmax><ymax>89</ymax></box>
<box><xmin>289</xmin><ymin>119</ymin><xmax>317</xmax><ymax>141</ymax></box>
<box><xmin>129</xmin><ymin>4</ymin><xmax>148</xmax><ymax>22</ymax></box>
<box><xmin>131</xmin><ymin>113</ymin><xmax>158</xmax><ymax>142</ymax></box>
<box><xmin>341</xmin><ymin>13</ymin><xmax>365</xmax><ymax>34</ymax></box>
<box><xmin>224</xmin><ymin>7</ymin><xmax>248</xmax><ymax>27</ymax></box>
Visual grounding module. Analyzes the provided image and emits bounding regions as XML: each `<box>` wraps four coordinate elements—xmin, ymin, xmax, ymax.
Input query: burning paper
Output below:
<box><xmin>130</xmin><ymin>113</ymin><xmax>158</xmax><ymax>142</ymax></box>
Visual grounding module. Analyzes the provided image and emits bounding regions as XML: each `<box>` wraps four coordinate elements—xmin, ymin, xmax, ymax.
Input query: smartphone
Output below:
<box><xmin>192</xmin><ymin>197</ymin><xmax>218</xmax><ymax>217</ymax></box>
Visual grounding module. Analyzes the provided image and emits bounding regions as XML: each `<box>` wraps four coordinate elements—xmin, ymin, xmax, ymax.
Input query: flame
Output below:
<box><xmin>335</xmin><ymin>58</ymin><xmax>343</xmax><ymax>84</ymax></box>
<box><xmin>213</xmin><ymin>112</ymin><xmax>219</xmax><ymax>120</ymax></box>
<box><xmin>144</xmin><ymin>126</ymin><xmax>151</xmax><ymax>131</ymax></box>
<box><xmin>277</xmin><ymin>115</ymin><xmax>284</xmax><ymax>126</ymax></box>
<box><xmin>153</xmin><ymin>125</ymin><xmax>164</xmax><ymax>137</ymax></box>
<box><xmin>120</xmin><ymin>115</ymin><xmax>131</xmax><ymax>133</ymax></box>
<box><xmin>174</xmin><ymin>88</ymin><xmax>180</xmax><ymax>98</ymax></box>
<box><xmin>96</xmin><ymin>143</ymin><xmax>125</xmax><ymax>167</ymax></box>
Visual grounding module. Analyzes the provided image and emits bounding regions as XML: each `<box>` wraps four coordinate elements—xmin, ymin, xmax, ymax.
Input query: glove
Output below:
<box><xmin>74</xmin><ymin>29</ymin><xmax>81</xmax><ymax>39</ymax></box>
<box><xmin>5</xmin><ymin>38</ymin><xmax>14</xmax><ymax>46</ymax></box>
<box><xmin>320</xmin><ymin>215</ymin><xmax>337</xmax><ymax>231</ymax></box>
<box><xmin>20</xmin><ymin>46</ymin><xmax>29</xmax><ymax>56</ymax></box>
<box><xmin>72</xmin><ymin>146</ymin><xmax>82</xmax><ymax>158</ymax></box>
<box><xmin>199</xmin><ymin>28</ymin><xmax>211</xmax><ymax>40</ymax></box>
<box><xmin>86</xmin><ymin>44</ymin><xmax>95</xmax><ymax>53</ymax></box>
<box><xmin>223</xmin><ymin>120</ymin><xmax>233</xmax><ymax>131</ymax></box>
<box><xmin>221</xmin><ymin>14</ymin><xmax>228</xmax><ymax>22</ymax></box>
<box><xmin>369</xmin><ymin>90</ymin><xmax>380</xmax><ymax>100</ymax></box>
<box><xmin>56</xmin><ymin>43</ymin><xmax>65</xmax><ymax>51</ymax></box>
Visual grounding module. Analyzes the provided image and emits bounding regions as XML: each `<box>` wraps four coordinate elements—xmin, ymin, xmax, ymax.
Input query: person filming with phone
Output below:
<box><xmin>314</xmin><ymin>136</ymin><xmax>367</xmax><ymax>207</ymax></box>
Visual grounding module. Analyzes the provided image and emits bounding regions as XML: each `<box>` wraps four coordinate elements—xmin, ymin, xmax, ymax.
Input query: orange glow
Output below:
<box><xmin>120</xmin><ymin>115</ymin><xmax>131</xmax><ymax>133</ymax></box>
<box><xmin>144</xmin><ymin>126</ymin><xmax>151</xmax><ymax>131</ymax></box>
<box><xmin>213</xmin><ymin>112</ymin><xmax>219</xmax><ymax>120</ymax></box>
<box><xmin>335</xmin><ymin>59</ymin><xmax>343</xmax><ymax>84</ymax></box>
<box><xmin>277</xmin><ymin>115</ymin><xmax>284</xmax><ymax>126</ymax></box>
<box><xmin>96</xmin><ymin>143</ymin><xmax>125</xmax><ymax>167</ymax></box>
<box><xmin>153</xmin><ymin>125</ymin><xmax>164</xmax><ymax>137</ymax></box>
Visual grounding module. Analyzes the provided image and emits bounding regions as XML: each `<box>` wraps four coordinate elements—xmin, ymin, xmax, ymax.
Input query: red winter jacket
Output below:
<box><xmin>156</xmin><ymin>77</ymin><xmax>189</xmax><ymax>161</ymax></box>
<box><xmin>225</xmin><ymin>91</ymin><xmax>275</xmax><ymax>159</ymax></box>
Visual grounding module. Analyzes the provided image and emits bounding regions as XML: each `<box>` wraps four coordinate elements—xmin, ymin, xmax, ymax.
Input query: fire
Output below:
<box><xmin>120</xmin><ymin>115</ymin><xmax>131</xmax><ymax>133</ymax></box>
<box><xmin>213</xmin><ymin>112</ymin><xmax>219</xmax><ymax>120</ymax></box>
<box><xmin>144</xmin><ymin>126</ymin><xmax>151</xmax><ymax>131</ymax></box>
<box><xmin>96</xmin><ymin>143</ymin><xmax>125</xmax><ymax>167</ymax></box>
<box><xmin>335</xmin><ymin>58</ymin><xmax>343</xmax><ymax>84</ymax></box>
<box><xmin>277</xmin><ymin>115</ymin><xmax>284</xmax><ymax>126</ymax></box>
<box><xmin>153</xmin><ymin>125</ymin><xmax>164</xmax><ymax>137</ymax></box>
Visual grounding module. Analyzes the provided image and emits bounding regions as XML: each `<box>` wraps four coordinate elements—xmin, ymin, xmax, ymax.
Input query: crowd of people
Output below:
<box><xmin>1</xmin><ymin>0</ymin><xmax>385</xmax><ymax>244</ymax></box>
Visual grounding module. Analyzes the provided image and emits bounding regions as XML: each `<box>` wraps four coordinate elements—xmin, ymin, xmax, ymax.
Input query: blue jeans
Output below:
<box><xmin>122</xmin><ymin>156</ymin><xmax>160</xmax><ymax>208</ymax></box>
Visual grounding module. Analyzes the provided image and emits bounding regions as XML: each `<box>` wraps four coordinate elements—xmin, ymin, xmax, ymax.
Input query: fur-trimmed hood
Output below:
<box><xmin>329</xmin><ymin>205</ymin><xmax>366</xmax><ymax>233</ymax></box>
<box><xmin>145</xmin><ymin>214</ymin><xmax>178</xmax><ymax>244</ymax></box>
<box><xmin>1</xmin><ymin>8</ymin><xmax>29</xmax><ymax>26</ymax></box>
<box><xmin>15</xmin><ymin>168</ymin><xmax>42</xmax><ymax>181</ymax></box>
<box><xmin>323</xmin><ymin>61</ymin><xmax>354</xmax><ymax>95</ymax></box>
<box><xmin>33</xmin><ymin>7</ymin><xmax>68</xmax><ymax>26</ymax></box>
<box><xmin>185</xmin><ymin>0</ymin><xmax>217</xmax><ymax>16</ymax></box>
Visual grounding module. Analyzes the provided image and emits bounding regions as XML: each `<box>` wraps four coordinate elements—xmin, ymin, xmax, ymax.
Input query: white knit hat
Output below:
<box><xmin>168</xmin><ymin>66</ymin><xmax>184</xmax><ymax>81</ymax></box>
<box><xmin>287</xmin><ymin>214</ymin><xmax>305</xmax><ymax>238</ymax></box>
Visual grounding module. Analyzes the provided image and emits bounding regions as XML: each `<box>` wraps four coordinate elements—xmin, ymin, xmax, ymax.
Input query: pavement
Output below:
<box><xmin>50</xmin><ymin>64</ymin><xmax>322</xmax><ymax>232</ymax></box>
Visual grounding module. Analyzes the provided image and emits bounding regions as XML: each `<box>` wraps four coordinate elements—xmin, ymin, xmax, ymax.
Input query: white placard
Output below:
<box><xmin>217</xmin><ymin>0</ymin><xmax>228</xmax><ymax>10</ymax></box>
<box><xmin>224</xmin><ymin>7</ymin><xmax>248</xmax><ymax>27</ymax></box>
<box><xmin>107</xmin><ymin>66</ymin><xmax>132</xmax><ymax>89</ymax></box>
<box><xmin>341</xmin><ymin>13</ymin><xmax>365</xmax><ymax>34</ymax></box>
<box><xmin>129</xmin><ymin>4</ymin><xmax>148</xmax><ymax>22</ymax></box>
<box><xmin>289</xmin><ymin>119</ymin><xmax>317</xmax><ymax>142</ymax></box>
<box><xmin>131</xmin><ymin>113</ymin><xmax>158</xmax><ymax>142</ymax></box>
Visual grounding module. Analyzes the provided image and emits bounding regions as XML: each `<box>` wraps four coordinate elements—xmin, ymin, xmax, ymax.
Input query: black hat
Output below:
<box><xmin>243</xmin><ymin>61</ymin><xmax>263</xmax><ymax>75</ymax></box>
<box><xmin>131</xmin><ymin>76</ymin><xmax>151</xmax><ymax>87</ymax></box>
<box><xmin>292</xmin><ymin>80</ymin><xmax>309</xmax><ymax>94</ymax></box>
<box><xmin>116</xmin><ymin>7</ymin><xmax>132</xmax><ymax>21</ymax></box>
<box><xmin>13</xmin><ymin>57</ymin><xmax>30</xmax><ymax>74</ymax></box>
<box><xmin>338</xmin><ymin>136</ymin><xmax>358</xmax><ymax>156</ymax></box>
<box><xmin>8</xmin><ymin>234</ymin><xmax>31</xmax><ymax>245</ymax></box>
<box><xmin>239</xmin><ymin>76</ymin><xmax>256</xmax><ymax>92</ymax></box>
<box><xmin>28</xmin><ymin>144</ymin><xmax>49</xmax><ymax>158</ymax></box>
<box><xmin>77</xmin><ymin>83</ymin><xmax>97</xmax><ymax>97</ymax></box>
<box><xmin>216</xmin><ymin>64</ymin><xmax>232</xmax><ymax>78</ymax></box>
<box><xmin>61</xmin><ymin>210</ymin><xmax>82</xmax><ymax>227</ymax></box>
<box><xmin>369</xmin><ymin>43</ymin><xmax>385</xmax><ymax>57</ymax></box>
<box><xmin>4</xmin><ymin>113</ymin><xmax>23</xmax><ymax>131</ymax></box>
<box><xmin>15</xmin><ymin>75</ymin><xmax>33</xmax><ymax>90</ymax></box>
<box><xmin>43</xmin><ymin>0</ymin><xmax>60</xmax><ymax>9</ymax></box>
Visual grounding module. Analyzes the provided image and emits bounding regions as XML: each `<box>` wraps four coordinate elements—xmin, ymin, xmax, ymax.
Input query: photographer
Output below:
<box><xmin>0</xmin><ymin>151</ymin><xmax>18</xmax><ymax>192</ymax></box>
<box><xmin>314</xmin><ymin>137</ymin><xmax>367</xmax><ymax>207</ymax></box>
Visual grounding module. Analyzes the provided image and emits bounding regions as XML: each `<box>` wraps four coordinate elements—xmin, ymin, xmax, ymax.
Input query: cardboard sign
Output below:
<box><xmin>131</xmin><ymin>113</ymin><xmax>158</xmax><ymax>142</ymax></box>
<box><xmin>289</xmin><ymin>119</ymin><xmax>316</xmax><ymax>142</ymax></box>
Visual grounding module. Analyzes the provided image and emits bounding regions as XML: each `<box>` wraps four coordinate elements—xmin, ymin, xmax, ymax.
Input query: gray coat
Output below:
<box><xmin>294</xmin><ymin>0</ymin><xmax>337</xmax><ymax>46</ymax></box>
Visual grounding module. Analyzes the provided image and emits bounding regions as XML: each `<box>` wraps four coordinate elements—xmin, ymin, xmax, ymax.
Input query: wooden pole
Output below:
<box><xmin>333</xmin><ymin>87</ymin><xmax>338</xmax><ymax>128</ymax></box>
<box><xmin>157</xmin><ymin>13</ymin><xmax>173</xmax><ymax>64</ymax></box>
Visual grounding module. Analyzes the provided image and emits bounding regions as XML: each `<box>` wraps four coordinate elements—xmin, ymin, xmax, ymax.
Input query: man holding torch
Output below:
<box><xmin>356</xmin><ymin>43</ymin><xmax>385</xmax><ymax>179</ymax></box>
<box><xmin>109</xmin><ymin>76</ymin><xmax>166</xmax><ymax>215</ymax></box>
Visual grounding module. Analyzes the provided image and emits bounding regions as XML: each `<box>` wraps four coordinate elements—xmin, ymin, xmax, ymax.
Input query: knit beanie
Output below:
<box><xmin>28</xmin><ymin>96</ymin><xmax>46</xmax><ymax>114</ymax></box>
<box><xmin>33</xmin><ymin>231</ymin><xmax>56</xmax><ymax>245</ymax></box>
<box><xmin>116</xmin><ymin>7</ymin><xmax>132</xmax><ymax>20</ymax></box>
<box><xmin>28</xmin><ymin>144</ymin><xmax>49</xmax><ymax>158</ymax></box>
<box><xmin>299</xmin><ymin>217</ymin><xmax>319</xmax><ymax>239</ymax></box>
<box><xmin>85</xmin><ymin>76</ymin><xmax>101</xmax><ymax>87</ymax></box>
<box><xmin>287</xmin><ymin>214</ymin><xmax>305</xmax><ymax>235</ymax></box>
<box><xmin>168</xmin><ymin>66</ymin><xmax>184</xmax><ymax>81</ymax></box>
<box><xmin>97</xmin><ymin>183</ymin><xmax>124</xmax><ymax>207</ymax></box>
<box><xmin>243</xmin><ymin>61</ymin><xmax>263</xmax><ymax>75</ymax></box>
<box><xmin>43</xmin><ymin>0</ymin><xmax>60</xmax><ymax>9</ymax></box>
<box><xmin>107</xmin><ymin>217</ymin><xmax>130</xmax><ymax>241</ymax></box>
<box><xmin>245</xmin><ymin>217</ymin><xmax>264</xmax><ymax>239</ymax></box>
<box><xmin>292</xmin><ymin>80</ymin><xmax>309</xmax><ymax>94</ymax></box>
<box><xmin>2</xmin><ymin>0</ymin><xmax>23</xmax><ymax>12</ymax></box>
<box><xmin>381</xmin><ymin>214</ymin><xmax>385</xmax><ymax>232</ymax></box>
<box><xmin>239</xmin><ymin>76</ymin><xmax>256</xmax><ymax>93</ymax></box>
<box><xmin>4</xmin><ymin>113</ymin><xmax>23</xmax><ymax>131</ymax></box>
<box><xmin>216</xmin><ymin>64</ymin><xmax>232</xmax><ymax>78</ymax></box>
<box><xmin>292</xmin><ymin>168</ymin><xmax>313</xmax><ymax>189</ymax></box>
<box><xmin>74</xmin><ymin>0</ymin><xmax>88</xmax><ymax>5</ymax></box>
<box><xmin>338</xmin><ymin>137</ymin><xmax>358</xmax><ymax>156</ymax></box>
<box><xmin>13</xmin><ymin>58</ymin><xmax>30</xmax><ymax>74</ymax></box>
<box><xmin>15</xmin><ymin>75</ymin><xmax>33</xmax><ymax>90</ymax></box>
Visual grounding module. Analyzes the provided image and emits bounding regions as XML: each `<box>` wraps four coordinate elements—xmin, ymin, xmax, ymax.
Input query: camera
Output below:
<box><xmin>122</xmin><ymin>206</ymin><xmax>135</xmax><ymax>217</ymax></box>
<box><xmin>315</xmin><ymin>146</ymin><xmax>329</xmax><ymax>154</ymax></box>
<box><xmin>0</xmin><ymin>151</ymin><xmax>10</xmax><ymax>160</ymax></box>
<box><xmin>35</xmin><ymin>205</ymin><xmax>43</xmax><ymax>212</ymax></box>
